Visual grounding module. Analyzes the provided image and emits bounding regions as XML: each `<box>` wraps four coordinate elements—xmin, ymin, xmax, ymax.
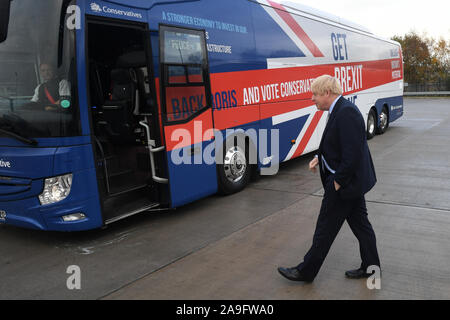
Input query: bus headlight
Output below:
<box><xmin>39</xmin><ymin>174</ymin><xmax>73</xmax><ymax>205</ymax></box>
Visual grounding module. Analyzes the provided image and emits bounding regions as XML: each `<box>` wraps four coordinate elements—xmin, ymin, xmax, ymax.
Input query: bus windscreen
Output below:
<box><xmin>0</xmin><ymin>0</ymin><xmax>80</xmax><ymax>141</ymax></box>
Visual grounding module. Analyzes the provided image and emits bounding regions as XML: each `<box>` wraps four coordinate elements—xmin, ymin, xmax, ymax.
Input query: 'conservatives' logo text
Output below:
<box><xmin>90</xmin><ymin>2</ymin><xmax>143</xmax><ymax>19</ymax></box>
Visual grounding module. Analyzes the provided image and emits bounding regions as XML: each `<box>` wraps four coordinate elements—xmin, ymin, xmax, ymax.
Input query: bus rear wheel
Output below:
<box><xmin>217</xmin><ymin>137</ymin><xmax>252</xmax><ymax>195</ymax></box>
<box><xmin>377</xmin><ymin>107</ymin><xmax>389</xmax><ymax>134</ymax></box>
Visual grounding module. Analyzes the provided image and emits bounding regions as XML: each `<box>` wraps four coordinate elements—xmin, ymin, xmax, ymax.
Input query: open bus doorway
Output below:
<box><xmin>86</xmin><ymin>18</ymin><xmax>167</xmax><ymax>224</ymax></box>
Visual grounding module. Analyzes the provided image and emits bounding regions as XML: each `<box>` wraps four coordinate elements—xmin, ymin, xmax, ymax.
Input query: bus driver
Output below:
<box><xmin>31</xmin><ymin>63</ymin><xmax>71</xmax><ymax>111</ymax></box>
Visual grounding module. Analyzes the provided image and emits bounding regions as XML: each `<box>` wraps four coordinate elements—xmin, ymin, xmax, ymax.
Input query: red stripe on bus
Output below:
<box><xmin>291</xmin><ymin>110</ymin><xmax>324</xmax><ymax>159</ymax></box>
<box><xmin>267</xmin><ymin>0</ymin><xmax>325</xmax><ymax>57</ymax></box>
<box><xmin>214</xmin><ymin>104</ymin><xmax>260</xmax><ymax>131</ymax></box>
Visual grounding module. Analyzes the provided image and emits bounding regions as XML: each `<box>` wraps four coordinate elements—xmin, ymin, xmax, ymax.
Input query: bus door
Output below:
<box><xmin>86</xmin><ymin>18</ymin><xmax>164</xmax><ymax>223</ymax></box>
<box><xmin>159</xmin><ymin>25</ymin><xmax>217</xmax><ymax>207</ymax></box>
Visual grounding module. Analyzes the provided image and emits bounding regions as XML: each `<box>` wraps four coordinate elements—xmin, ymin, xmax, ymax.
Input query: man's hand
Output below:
<box><xmin>45</xmin><ymin>100</ymin><xmax>61</xmax><ymax>111</ymax></box>
<box><xmin>309</xmin><ymin>156</ymin><xmax>319</xmax><ymax>173</ymax></box>
<box><xmin>334</xmin><ymin>181</ymin><xmax>341</xmax><ymax>191</ymax></box>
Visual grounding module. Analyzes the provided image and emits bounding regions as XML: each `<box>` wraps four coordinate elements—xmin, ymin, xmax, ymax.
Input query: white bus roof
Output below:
<box><xmin>280</xmin><ymin>1</ymin><xmax>373</xmax><ymax>34</ymax></box>
<box><xmin>255</xmin><ymin>0</ymin><xmax>400</xmax><ymax>45</ymax></box>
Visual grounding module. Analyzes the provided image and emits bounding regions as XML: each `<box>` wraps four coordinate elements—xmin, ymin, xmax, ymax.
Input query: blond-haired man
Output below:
<box><xmin>278</xmin><ymin>75</ymin><xmax>380</xmax><ymax>282</ymax></box>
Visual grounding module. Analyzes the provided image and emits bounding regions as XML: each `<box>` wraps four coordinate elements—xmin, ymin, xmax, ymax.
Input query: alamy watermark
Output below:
<box><xmin>169</xmin><ymin>122</ymin><xmax>280</xmax><ymax>176</ymax></box>
<box><xmin>66</xmin><ymin>5</ymin><xmax>81</xmax><ymax>30</ymax></box>
<box><xmin>66</xmin><ymin>265</ymin><xmax>81</xmax><ymax>290</ymax></box>
<box><xmin>366</xmin><ymin>265</ymin><xmax>381</xmax><ymax>290</ymax></box>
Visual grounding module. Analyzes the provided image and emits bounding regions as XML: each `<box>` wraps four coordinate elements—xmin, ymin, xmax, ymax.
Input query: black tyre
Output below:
<box><xmin>367</xmin><ymin>109</ymin><xmax>377</xmax><ymax>140</ymax></box>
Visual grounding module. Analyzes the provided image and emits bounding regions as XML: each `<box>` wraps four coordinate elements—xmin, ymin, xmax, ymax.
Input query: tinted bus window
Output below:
<box><xmin>161</xmin><ymin>26</ymin><xmax>210</xmax><ymax>123</ymax></box>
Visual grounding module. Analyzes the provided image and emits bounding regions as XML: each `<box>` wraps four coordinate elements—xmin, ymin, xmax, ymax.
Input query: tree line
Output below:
<box><xmin>392</xmin><ymin>32</ymin><xmax>450</xmax><ymax>91</ymax></box>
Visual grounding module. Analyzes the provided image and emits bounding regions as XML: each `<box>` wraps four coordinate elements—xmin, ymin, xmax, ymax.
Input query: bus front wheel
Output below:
<box><xmin>217</xmin><ymin>136</ymin><xmax>252</xmax><ymax>195</ymax></box>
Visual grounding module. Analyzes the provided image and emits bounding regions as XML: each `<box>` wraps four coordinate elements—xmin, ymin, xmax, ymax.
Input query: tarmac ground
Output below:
<box><xmin>1</xmin><ymin>97</ymin><xmax>449</xmax><ymax>300</ymax></box>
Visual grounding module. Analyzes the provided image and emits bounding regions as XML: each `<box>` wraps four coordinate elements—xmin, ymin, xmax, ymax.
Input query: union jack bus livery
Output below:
<box><xmin>0</xmin><ymin>0</ymin><xmax>403</xmax><ymax>231</ymax></box>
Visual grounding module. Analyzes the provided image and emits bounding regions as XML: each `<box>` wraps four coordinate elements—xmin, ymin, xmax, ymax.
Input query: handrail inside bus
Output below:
<box><xmin>140</xmin><ymin>118</ymin><xmax>169</xmax><ymax>184</ymax></box>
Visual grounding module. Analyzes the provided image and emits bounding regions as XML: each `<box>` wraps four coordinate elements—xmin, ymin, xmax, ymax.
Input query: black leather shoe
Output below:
<box><xmin>277</xmin><ymin>267</ymin><xmax>313</xmax><ymax>282</ymax></box>
<box><xmin>345</xmin><ymin>267</ymin><xmax>374</xmax><ymax>279</ymax></box>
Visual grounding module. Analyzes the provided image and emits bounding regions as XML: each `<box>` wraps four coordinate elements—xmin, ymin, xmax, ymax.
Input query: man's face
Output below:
<box><xmin>40</xmin><ymin>64</ymin><xmax>54</xmax><ymax>82</ymax></box>
<box><xmin>312</xmin><ymin>91</ymin><xmax>331</xmax><ymax>111</ymax></box>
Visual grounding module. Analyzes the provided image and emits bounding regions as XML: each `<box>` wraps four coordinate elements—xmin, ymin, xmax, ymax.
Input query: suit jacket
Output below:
<box><xmin>318</xmin><ymin>96</ymin><xmax>377</xmax><ymax>199</ymax></box>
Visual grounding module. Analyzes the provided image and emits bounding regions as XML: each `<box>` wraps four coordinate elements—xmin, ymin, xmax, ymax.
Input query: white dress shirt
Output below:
<box><xmin>321</xmin><ymin>95</ymin><xmax>342</xmax><ymax>174</ymax></box>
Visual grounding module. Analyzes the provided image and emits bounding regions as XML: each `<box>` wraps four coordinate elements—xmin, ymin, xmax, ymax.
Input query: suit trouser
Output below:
<box><xmin>296</xmin><ymin>177</ymin><xmax>381</xmax><ymax>280</ymax></box>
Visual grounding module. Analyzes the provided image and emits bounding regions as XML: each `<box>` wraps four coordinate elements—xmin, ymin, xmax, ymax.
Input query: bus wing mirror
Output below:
<box><xmin>0</xmin><ymin>0</ymin><xmax>12</xmax><ymax>43</ymax></box>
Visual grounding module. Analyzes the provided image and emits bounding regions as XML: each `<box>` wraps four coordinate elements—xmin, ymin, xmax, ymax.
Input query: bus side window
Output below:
<box><xmin>187</xmin><ymin>66</ymin><xmax>203</xmax><ymax>83</ymax></box>
<box><xmin>160</xmin><ymin>26</ymin><xmax>209</xmax><ymax>123</ymax></box>
<box><xmin>167</xmin><ymin>65</ymin><xmax>187</xmax><ymax>84</ymax></box>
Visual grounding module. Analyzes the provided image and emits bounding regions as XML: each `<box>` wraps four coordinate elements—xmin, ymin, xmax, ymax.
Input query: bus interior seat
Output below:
<box><xmin>116</xmin><ymin>50</ymin><xmax>154</xmax><ymax>114</ymax></box>
<box><xmin>101</xmin><ymin>68</ymin><xmax>138</xmax><ymax>144</ymax></box>
<box><xmin>95</xmin><ymin>50</ymin><xmax>151</xmax><ymax>144</ymax></box>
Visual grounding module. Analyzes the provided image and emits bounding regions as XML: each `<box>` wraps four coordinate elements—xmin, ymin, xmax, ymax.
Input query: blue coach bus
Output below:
<box><xmin>0</xmin><ymin>0</ymin><xmax>403</xmax><ymax>231</ymax></box>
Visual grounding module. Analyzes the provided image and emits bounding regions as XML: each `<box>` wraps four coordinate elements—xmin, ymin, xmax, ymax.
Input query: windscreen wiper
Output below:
<box><xmin>0</xmin><ymin>127</ymin><xmax>38</xmax><ymax>146</ymax></box>
<box><xmin>0</xmin><ymin>113</ymin><xmax>40</xmax><ymax>146</ymax></box>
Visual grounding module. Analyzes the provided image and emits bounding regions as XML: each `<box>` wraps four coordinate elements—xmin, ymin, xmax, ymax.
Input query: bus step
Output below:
<box><xmin>108</xmin><ymin>169</ymin><xmax>133</xmax><ymax>178</ymax></box>
<box><xmin>108</xmin><ymin>184</ymin><xmax>149</xmax><ymax>198</ymax></box>
<box><xmin>105</xmin><ymin>203</ymin><xmax>160</xmax><ymax>225</ymax></box>
<box><xmin>103</xmin><ymin>185</ymin><xmax>160</xmax><ymax>225</ymax></box>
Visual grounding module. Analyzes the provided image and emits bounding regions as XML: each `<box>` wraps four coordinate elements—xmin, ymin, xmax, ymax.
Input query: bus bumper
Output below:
<box><xmin>0</xmin><ymin>197</ymin><xmax>102</xmax><ymax>231</ymax></box>
<box><xmin>0</xmin><ymin>169</ymin><xmax>103</xmax><ymax>232</ymax></box>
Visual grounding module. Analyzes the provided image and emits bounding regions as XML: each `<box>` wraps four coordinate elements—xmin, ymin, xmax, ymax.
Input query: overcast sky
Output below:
<box><xmin>283</xmin><ymin>0</ymin><xmax>450</xmax><ymax>41</ymax></box>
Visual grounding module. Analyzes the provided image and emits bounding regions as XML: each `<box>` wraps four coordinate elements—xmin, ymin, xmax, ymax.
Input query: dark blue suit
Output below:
<box><xmin>297</xmin><ymin>97</ymin><xmax>380</xmax><ymax>280</ymax></box>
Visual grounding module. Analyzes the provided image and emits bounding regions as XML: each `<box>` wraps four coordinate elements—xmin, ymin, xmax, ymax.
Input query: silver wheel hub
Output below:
<box><xmin>380</xmin><ymin>111</ymin><xmax>388</xmax><ymax>130</ymax></box>
<box><xmin>224</xmin><ymin>146</ymin><xmax>247</xmax><ymax>183</ymax></box>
